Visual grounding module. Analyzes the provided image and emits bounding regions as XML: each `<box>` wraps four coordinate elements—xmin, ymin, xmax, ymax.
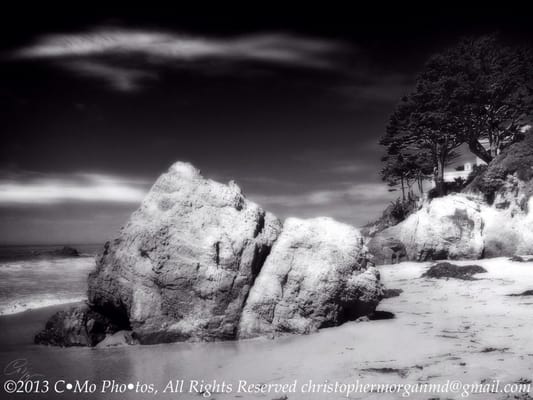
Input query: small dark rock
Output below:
<box><xmin>362</xmin><ymin>367</ymin><xmax>409</xmax><ymax>378</ymax></box>
<box><xmin>35</xmin><ymin>305</ymin><xmax>122</xmax><ymax>347</ymax></box>
<box><xmin>480</xmin><ymin>347</ymin><xmax>509</xmax><ymax>353</ymax></box>
<box><xmin>510</xmin><ymin>255</ymin><xmax>533</xmax><ymax>262</ymax></box>
<box><xmin>508</xmin><ymin>290</ymin><xmax>533</xmax><ymax>297</ymax></box>
<box><xmin>368</xmin><ymin>310</ymin><xmax>395</xmax><ymax>320</ymax></box>
<box><xmin>421</xmin><ymin>262</ymin><xmax>487</xmax><ymax>280</ymax></box>
<box><xmin>382</xmin><ymin>288</ymin><xmax>403</xmax><ymax>299</ymax></box>
<box><xmin>56</xmin><ymin>246</ymin><xmax>80</xmax><ymax>257</ymax></box>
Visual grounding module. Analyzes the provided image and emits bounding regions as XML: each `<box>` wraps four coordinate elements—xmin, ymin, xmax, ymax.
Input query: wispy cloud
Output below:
<box><xmin>62</xmin><ymin>60</ymin><xmax>158</xmax><ymax>91</ymax></box>
<box><xmin>12</xmin><ymin>28</ymin><xmax>348</xmax><ymax>91</ymax></box>
<box><xmin>0</xmin><ymin>171</ymin><xmax>149</xmax><ymax>205</ymax></box>
<box><xmin>248</xmin><ymin>182</ymin><xmax>396</xmax><ymax>226</ymax></box>
<box><xmin>250</xmin><ymin>182</ymin><xmax>392</xmax><ymax>208</ymax></box>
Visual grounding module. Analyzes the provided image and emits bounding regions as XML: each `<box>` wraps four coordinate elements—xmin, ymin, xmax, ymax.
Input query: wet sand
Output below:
<box><xmin>1</xmin><ymin>258</ymin><xmax>533</xmax><ymax>399</ymax></box>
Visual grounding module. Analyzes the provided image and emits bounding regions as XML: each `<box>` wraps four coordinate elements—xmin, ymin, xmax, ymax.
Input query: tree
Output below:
<box><xmin>379</xmin><ymin>34</ymin><xmax>532</xmax><ymax>197</ymax></box>
<box><xmin>382</xmin><ymin>90</ymin><xmax>461</xmax><ymax>197</ymax></box>
<box><xmin>421</xmin><ymin>35</ymin><xmax>533</xmax><ymax>163</ymax></box>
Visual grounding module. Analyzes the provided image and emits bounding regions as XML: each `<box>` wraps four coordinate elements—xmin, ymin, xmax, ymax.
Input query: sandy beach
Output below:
<box><xmin>1</xmin><ymin>257</ymin><xmax>532</xmax><ymax>399</ymax></box>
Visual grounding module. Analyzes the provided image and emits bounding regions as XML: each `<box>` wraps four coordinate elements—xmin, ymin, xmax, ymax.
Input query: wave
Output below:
<box><xmin>0</xmin><ymin>295</ymin><xmax>87</xmax><ymax>316</ymax></box>
<box><xmin>0</xmin><ymin>256</ymin><xmax>95</xmax><ymax>316</ymax></box>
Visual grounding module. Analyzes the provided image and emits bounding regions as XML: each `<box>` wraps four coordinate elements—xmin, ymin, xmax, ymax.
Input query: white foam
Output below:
<box><xmin>0</xmin><ymin>295</ymin><xmax>86</xmax><ymax>316</ymax></box>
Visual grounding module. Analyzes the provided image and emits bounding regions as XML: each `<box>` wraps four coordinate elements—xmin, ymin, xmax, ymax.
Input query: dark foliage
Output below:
<box><xmin>380</xmin><ymin>34</ymin><xmax>533</xmax><ymax>199</ymax></box>
<box><xmin>466</xmin><ymin>132</ymin><xmax>533</xmax><ymax>203</ymax></box>
<box><xmin>362</xmin><ymin>197</ymin><xmax>419</xmax><ymax>236</ymax></box>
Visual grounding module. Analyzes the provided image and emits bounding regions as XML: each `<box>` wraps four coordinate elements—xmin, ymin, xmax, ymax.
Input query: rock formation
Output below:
<box><xmin>421</xmin><ymin>262</ymin><xmax>487</xmax><ymax>280</ymax></box>
<box><xmin>367</xmin><ymin>236</ymin><xmax>407</xmax><ymax>265</ymax></box>
<box><xmin>239</xmin><ymin>217</ymin><xmax>382</xmax><ymax>338</ymax></box>
<box><xmin>34</xmin><ymin>304</ymin><xmax>120</xmax><ymax>347</ymax></box>
<box><xmin>87</xmin><ymin>162</ymin><xmax>281</xmax><ymax>343</ymax></box>
<box><xmin>369</xmin><ymin>195</ymin><xmax>485</xmax><ymax>263</ymax></box>
<box><xmin>369</xmin><ymin>134</ymin><xmax>533</xmax><ymax>264</ymax></box>
<box><xmin>36</xmin><ymin>162</ymin><xmax>382</xmax><ymax>346</ymax></box>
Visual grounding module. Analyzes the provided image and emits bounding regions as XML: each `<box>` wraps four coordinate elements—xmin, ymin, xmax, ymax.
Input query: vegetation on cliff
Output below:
<box><xmin>380</xmin><ymin>34</ymin><xmax>532</xmax><ymax>200</ymax></box>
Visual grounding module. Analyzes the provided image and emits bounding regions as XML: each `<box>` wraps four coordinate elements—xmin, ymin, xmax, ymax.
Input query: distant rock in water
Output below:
<box><xmin>54</xmin><ymin>246</ymin><xmax>80</xmax><ymax>257</ymax></box>
<box><xmin>421</xmin><ymin>262</ymin><xmax>487</xmax><ymax>280</ymax></box>
<box><xmin>238</xmin><ymin>217</ymin><xmax>382</xmax><ymax>339</ymax></box>
<box><xmin>32</xmin><ymin>246</ymin><xmax>80</xmax><ymax>258</ymax></box>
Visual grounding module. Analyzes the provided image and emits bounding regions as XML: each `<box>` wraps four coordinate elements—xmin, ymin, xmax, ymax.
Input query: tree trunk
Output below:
<box><xmin>400</xmin><ymin>176</ymin><xmax>406</xmax><ymax>202</ymax></box>
<box><xmin>435</xmin><ymin>161</ymin><xmax>445</xmax><ymax>196</ymax></box>
<box><xmin>468</xmin><ymin>139</ymin><xmax>492</xmax><ymax>164</ymax></box>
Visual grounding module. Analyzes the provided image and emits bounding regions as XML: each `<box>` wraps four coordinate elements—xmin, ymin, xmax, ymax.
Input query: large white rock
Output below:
<box><xmin>369</xmin><ymin>188</ymin><xmax>533</xmax><ymax>264</ymax></box>
<box><xmin>238</xmin><ymin>217</ymin><xmax>382</xmax><ymax>338</ymax></box>
<box><xmin>370</xmin><ymin>195</ymin><xmax>485</xmax><ymax>262</ymax></box>
<box><xmin>482</xmin><ymin>177</ymin><xmax>533</xmax><ymax>257</ymax></box>
<box><xmin>88</xmin><ymin>162</ymin><xmax>282</xmax><ymax>343</ymax></box>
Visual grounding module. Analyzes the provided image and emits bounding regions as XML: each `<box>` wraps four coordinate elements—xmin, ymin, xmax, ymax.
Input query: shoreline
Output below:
<box><xmin>0</xmin><ymin>301</ymin><xmax>83</xmax><ymax>348</ymax></box>
<box><xmin>0</xmin><ymin>297</ymin><xmax>87</xmax><ymax>317</ymax></box>
<box><xmin>1</xmin><ymin>258</ymin><xmax>533</xmax><ymax>399</ymax></box>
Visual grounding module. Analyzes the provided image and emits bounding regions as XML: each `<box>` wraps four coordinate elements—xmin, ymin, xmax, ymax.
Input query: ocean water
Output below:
<box><xmin>0</xmin><ymin>245</ymin><xmax>100</xmax><ymax>315</ymax></box>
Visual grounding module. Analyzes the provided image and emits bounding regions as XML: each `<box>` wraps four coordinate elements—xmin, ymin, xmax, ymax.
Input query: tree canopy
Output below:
<box><xmin>380</xmin><ymin>34</ymin><xmax>533</xmax><ymax>197</ymax></box>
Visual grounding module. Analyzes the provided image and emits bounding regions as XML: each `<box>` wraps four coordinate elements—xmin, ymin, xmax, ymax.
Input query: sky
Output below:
<box><xmin>1</xmin><ymin>9</ymin><xmax>532</xmax><ymax>245</ymax></box>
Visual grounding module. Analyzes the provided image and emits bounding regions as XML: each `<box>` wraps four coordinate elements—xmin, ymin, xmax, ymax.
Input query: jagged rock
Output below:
<box><xmin>421</xmin><ymin>262</ymin><xmax>487</xmax><ymax>280</ymax></box>
<box><xmin>481</xmin><ymin>179</ymin><xmax>533</xmax><ymax>257</ymax></box>
<box><xmin>465</xmin><ymin>134</ymin><xmax>533</xmax><ymax>256</ymax></box>
<box><xmin>369</xmin><ymin>195</ymin><xmax>485</xmax><ymax>264</ymax></box>
<box><xmin>87</xmin><ymin>162</ymin><xmax>282</xmax><ymax>343</ymax></box>
<box><xmin>34</xmin><ymin>304</ymin><xmax>120</xmax><ymax>347</ymax></box>
<box><xmin>238</xmin><ymin>217</ymin><xmax>382</xmax><ymax>338</ymax></box>
<box><xmin>96</xmin><ymin>330</ymin><xmax>138</xmax><ymax>348</ymax></box>
<box><xmin>367</xmin><ymin>236</ymin><xmax>407</xmax><ymax>265</ymax></box>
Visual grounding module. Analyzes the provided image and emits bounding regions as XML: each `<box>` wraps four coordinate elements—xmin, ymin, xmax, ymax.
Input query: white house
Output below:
<box><xmin>432</xmin><ymin>139</ymin><xmax>489</xmax><ymax>187</ymax></box>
